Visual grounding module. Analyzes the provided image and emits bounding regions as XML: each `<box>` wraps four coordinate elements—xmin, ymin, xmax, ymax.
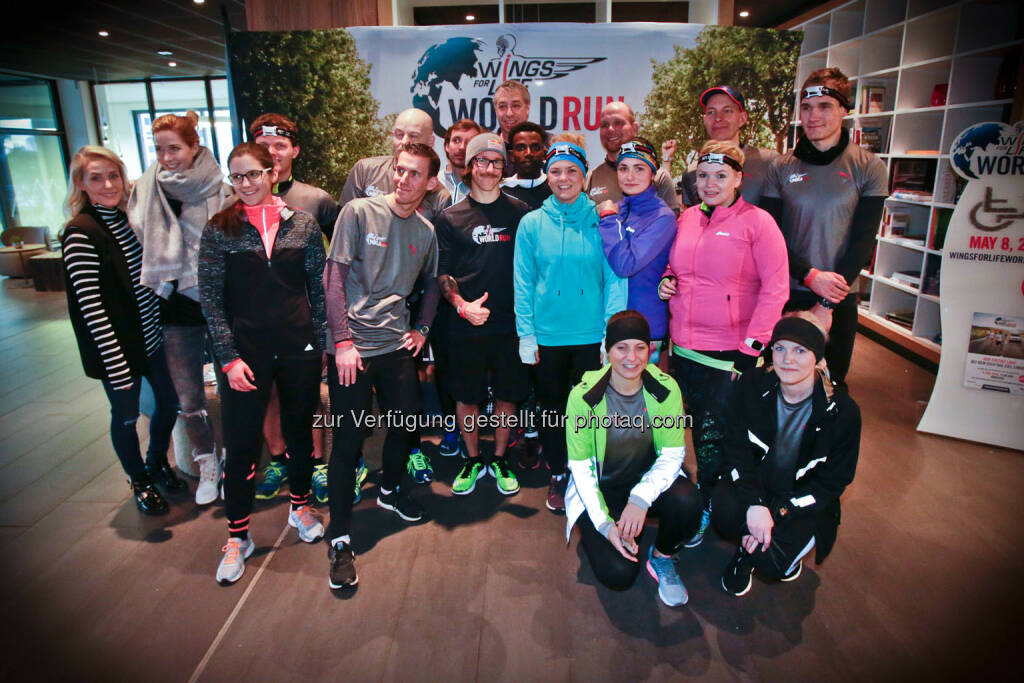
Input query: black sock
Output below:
<box><xmin>270</xmin><ymin>452</ymin><xmax>287</xmax><ymax>463</ymax></box>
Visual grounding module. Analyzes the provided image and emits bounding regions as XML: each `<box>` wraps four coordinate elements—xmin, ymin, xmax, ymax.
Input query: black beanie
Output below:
<box><xmin>606</xmin><ymin>312</ymin><xmax>651</xmax><ymax>349</ymax></box>
<box><xmin>770</xmin><ymin>316</ymin><xmax>826</xmax><ymax>362</ymax></box>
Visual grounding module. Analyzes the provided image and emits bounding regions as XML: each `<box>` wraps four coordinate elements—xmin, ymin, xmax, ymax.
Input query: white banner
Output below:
<box><xmin>347</xmin><ymin>22</ymin><xmax>703</xmax><ymax>167</ymax></box>
<box><xmin>918</xmin><ymin>122</ymin><xmax>1024</xmax><ymax>450</ymax></box>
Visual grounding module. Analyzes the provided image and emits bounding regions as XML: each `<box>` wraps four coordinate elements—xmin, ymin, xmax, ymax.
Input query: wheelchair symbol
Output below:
<box><xmin>970</xmin><ymin>187</ymin><xmax>1024</xmax><ymax>232</ymax></box>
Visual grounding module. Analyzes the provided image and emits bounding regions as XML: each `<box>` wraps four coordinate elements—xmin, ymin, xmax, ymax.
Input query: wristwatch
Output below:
<box><xmin>416</xmin><ymin>324</ymin><xmax>430</xmax><ymax>337</ymax></box>
<box><xmin>744</xmin><ymin>338</ymin><xmax>765</xmax><ymax>353</ymax></box>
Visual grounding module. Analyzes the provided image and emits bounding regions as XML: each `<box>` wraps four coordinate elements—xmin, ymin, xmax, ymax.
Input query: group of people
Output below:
<box><xmin>60</xmin><ymin>67</ymin><xmax>872</xmax><ymax>604</ymax></box>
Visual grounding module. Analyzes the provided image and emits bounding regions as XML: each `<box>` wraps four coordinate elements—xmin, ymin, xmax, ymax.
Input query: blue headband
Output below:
<box><xmin>545</xmin><ymin>142</ymin><xmax>587</xmax><ymax>174</ymax></box>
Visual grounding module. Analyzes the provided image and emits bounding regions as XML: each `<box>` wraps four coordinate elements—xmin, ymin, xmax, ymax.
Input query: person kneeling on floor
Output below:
<box><xmin>713</xmin><ymin>312</ymin><xmax>861</xmax><ymax>596</ymax></box>
<box><xmin>564</xmin><ymin>311</ymin><xmax>702</xmax><ymax>607</ymax></box>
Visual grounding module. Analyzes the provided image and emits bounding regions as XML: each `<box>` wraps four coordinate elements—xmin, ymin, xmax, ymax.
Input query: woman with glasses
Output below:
<box><xmin>595</xmin><ymin>137</ymin><xmax>676</xmax><ymax>365</ymax></box>
<box><xmin>128</xmin><ymin>111</ymin><xmax>228</xmax><ymax>506</ymax></box>
<box><xmin>513</xmin><ymin>134</ymin><xmax>627</xmax><ymax>513</ymax></box>
<box><xmin>198</xmin><ymin>143</ymin><xmax>329</xmax><ymax>584</ymax></box>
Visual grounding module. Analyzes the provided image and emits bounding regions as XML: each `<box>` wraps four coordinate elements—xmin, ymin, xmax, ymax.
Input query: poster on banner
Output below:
<box><xmin>226</xmin><ymin>24</ymin><xmax>801</xmax><ymax>198</ymax></box>
<box><xmin>918</xmin><ymin>121</ymin><xmax>1024</xmax><ymax>450</ymax></box>
<box><xmin>963</xmin><ymin>313</ymin><xmax>1024</xmax><ymax>395</ymax></box>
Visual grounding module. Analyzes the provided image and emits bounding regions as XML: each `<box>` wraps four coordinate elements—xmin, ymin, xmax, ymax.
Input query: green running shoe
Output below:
<box><xmin>311</xmin><ymin>463</ymin><xmax>329</xmax><ymax>504</ymax></box>
<box><xmin>488</xmin><ymin>458</ymin><xmax>519</xmax><ymax>495</ymax></box>
<box><xmin>255</xmin><ymin>461</ymin><xmax>287</xmax><ymax>500</ymax></box>
<box><xmin>452</xmin><ymin>460</ymin><xmax>486</xmax><ymax>495</ymax></box>
<box><xmin>407</xmin><ymin>449</ymin><xmax>434</xmax><ymax>484</ymax></box>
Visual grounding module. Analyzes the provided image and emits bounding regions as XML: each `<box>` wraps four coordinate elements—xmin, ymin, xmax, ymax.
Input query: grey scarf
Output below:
<box><xmin>128</xmin><ymin>146</ymin><xmax>224</xmax><ymax>300</ymax></box>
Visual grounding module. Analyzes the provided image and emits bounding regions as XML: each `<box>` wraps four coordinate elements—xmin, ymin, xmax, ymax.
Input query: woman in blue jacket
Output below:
<box><xmin>514</xmin><ymin>135</ymin><xmax>627</xmax><ymax>513</ymax></box>
<box><xmin>596</xmin><ymin>137</ymin><xmax>676</xmax><ymax>363</ymax></box>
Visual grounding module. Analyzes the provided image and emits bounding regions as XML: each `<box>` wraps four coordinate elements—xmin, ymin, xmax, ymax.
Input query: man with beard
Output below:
<box><xmin>441</xmin><ymin>118</ymin><xmax>482</xmax><ymax>206</ymax></box>
<box><xmin>501</xmin><ymin>121</ymin><xmax>551</xmax><ymax>210</ymax></box>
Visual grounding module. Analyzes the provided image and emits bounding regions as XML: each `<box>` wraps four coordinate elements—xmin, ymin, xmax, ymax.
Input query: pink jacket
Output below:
<box><xmin>665</xmin><ymin>197</ymin><xmax>789</xmax><ymax>355</ymax></box>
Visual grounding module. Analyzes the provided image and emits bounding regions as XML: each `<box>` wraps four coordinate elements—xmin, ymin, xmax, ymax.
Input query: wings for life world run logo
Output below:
<box><xmin>411</xmin><ymin>34</ymin><xmax>608</xmax><ymax>137</ymax></box>
<box><xmin>950</xmin><ymin>121</ymin><xmax>1024</xmax><ymax>180</ymax></box>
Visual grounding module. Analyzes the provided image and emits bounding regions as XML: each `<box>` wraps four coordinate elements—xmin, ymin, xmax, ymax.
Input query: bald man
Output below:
<box><xmin>584</xmin><ymin>101</ymin><xmax>680</xmax><ymax>216</ymax></box>
<box><xmin>339</xmin><ymin>108</ymin><xmax>451</xmax><ymax>221</ymax></box>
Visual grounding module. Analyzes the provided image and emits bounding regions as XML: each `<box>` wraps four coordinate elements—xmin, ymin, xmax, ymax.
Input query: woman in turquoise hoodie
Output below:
<box><xmin>514</xmin><ymin>137</ymin><xmax>627</xmax><ymax>513</ymax></box>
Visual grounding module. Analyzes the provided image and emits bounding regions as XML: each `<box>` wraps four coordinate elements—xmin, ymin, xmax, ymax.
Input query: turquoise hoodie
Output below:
<box><xmin>514</xmin><ymin>192</ymin><xmax>627</xmax><ymax>346</ymax></box>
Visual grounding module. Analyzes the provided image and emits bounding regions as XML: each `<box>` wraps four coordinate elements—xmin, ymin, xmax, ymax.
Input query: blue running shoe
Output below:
<box><xmin>646</xmin><ymin>546</ymin><xmax>688</xmax><ymax>606</ymax></box>
<box><xmin>684</xmin><ymin>504</ymin><xmax>712</xmax><ymax>548</ymax></box>
<box><xmin>439</xmin><ymin>430</ymin><xmax>463</xmax><ymax>457</ymax></box>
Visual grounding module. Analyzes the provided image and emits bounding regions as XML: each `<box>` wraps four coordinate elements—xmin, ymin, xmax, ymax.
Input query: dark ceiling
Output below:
<box><xmin>2</xmin><ymin>0</ymin><xmax>246</xmax><ymax>82</ymax></box>
<box><xmin>0</xmin><ymin>1</ymin><xmax>827</xmax><ymax>83</ymax></box>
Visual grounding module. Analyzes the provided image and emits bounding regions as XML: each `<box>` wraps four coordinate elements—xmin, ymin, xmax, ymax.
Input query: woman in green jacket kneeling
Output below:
<box><xmin>564</xmin><ymin>310</ymin><xmax>702</xmax><ymax>606</ymax></box>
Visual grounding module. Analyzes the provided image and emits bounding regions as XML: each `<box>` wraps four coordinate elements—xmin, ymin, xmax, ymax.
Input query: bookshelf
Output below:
<box><xmin>786</xmin><ymin>0</ymin><xmax>1023</xmax><ymax>364</ymax></box>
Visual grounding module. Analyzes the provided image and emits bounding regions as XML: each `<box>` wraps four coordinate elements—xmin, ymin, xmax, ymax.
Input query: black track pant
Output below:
<box><xmin>219</xmin><ymin>350</ymin><xmax>321</xmax><ymax>539</ymax></box>
<box><xmin>535</xmin><ymin>343</ymin><xmax>601</xmax><ymax>475</ymax></box>
<box><xmin>577</xmin><ymin>477</ymin><xmax>703</xmax><ymax>591</ymax></box>
<box><xmin>326</xmin><ymin>349</ymin><xmax>421</xmax><ymax>539</ymax></box>
<box><xmin>710</xmin><ymin>481</ymin><xmax>817</xmax><ymax>579</ymax></box>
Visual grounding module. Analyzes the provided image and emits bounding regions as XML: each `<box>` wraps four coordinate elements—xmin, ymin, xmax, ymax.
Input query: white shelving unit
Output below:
<box><xmin>788</xmin><ymin>0</ymin><xmax>1022</xmax><ymax>363</ymax></box>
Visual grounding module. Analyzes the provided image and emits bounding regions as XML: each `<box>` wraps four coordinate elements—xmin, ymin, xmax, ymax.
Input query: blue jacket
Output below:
<box><xmin>598</xmin><ymin>186</ymin><xmax>676</xmax><ymax>339</ymax></box>
<box><xmin>514</xmin><ymin>193</ymin><xmax>627</xmax><ymax>346</ymax></box>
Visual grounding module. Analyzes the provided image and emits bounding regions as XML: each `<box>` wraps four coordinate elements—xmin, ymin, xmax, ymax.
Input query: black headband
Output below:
<box><xmin>801</xmin><ymin>85</ymin><xmax>852</xmax><ymax>111</ymax></box>
<box><xmin>698</xmin><ymin>152</ymin><xmax>743</xmax><ymax>173</ymax></box>
<box><xmin>606</xmin><ymin>313</ymin><xmax>651</xmax><ymax>349</ymax></box>
<box><xmin>770</xmin><ymin>317</ymin><xmax>826</xmax><ymax>362</ymax></box>
<box><xmin>258</xmin><ymin>125</ymin><xmax>298</xmax><ymax>141</ymax></box>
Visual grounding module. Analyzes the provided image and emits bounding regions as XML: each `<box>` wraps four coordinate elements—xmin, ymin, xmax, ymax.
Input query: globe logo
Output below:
<box><xmin>949</xmin><ymin>121</ymin><xmax>1024</xmax><ymax>180</ymax></box>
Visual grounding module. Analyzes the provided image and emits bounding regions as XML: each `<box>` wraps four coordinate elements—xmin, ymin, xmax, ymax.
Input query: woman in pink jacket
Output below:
<box><xmin>658</xmin><ymin>140</ymin><xmax>788</xmax><ymax>546</ymax></box>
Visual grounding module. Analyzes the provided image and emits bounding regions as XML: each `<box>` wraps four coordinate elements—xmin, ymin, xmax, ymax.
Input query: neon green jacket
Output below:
<box><xmin>564</xmin><ymin>364</ymin><xmax>687</xmax><ymax>541</ymax></box>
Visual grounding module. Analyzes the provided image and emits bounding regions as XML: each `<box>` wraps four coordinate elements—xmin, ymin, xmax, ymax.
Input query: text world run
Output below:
<box><xmin>448</xmin><ymin>95</ymin><xmax>625</xmax><ymax>131</ymax></box>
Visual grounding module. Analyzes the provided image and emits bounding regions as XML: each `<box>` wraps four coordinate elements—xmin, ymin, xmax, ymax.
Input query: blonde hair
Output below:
<box><xmin>781</xmin><ymin>310</ymin><xmax>829</xmax><ymax>341</ymax></box>
<box><xmin>698</xmin><ymin>139</ymin><xmax>745</xmax><ymax>166</ymax></box>
<box><xmin>551</xmin><ymin>132</ymin><xmax>586</xmax><ymax>148</ymax></box>
<box><xmin>64</xmin><ymin>146</ymin><xmax>130</xmax><ymax>220</ymax></box>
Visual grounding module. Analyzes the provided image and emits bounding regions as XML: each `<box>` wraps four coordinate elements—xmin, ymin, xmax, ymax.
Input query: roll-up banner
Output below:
<box><xmin>227</xmin><ymin>23</ymin><xmax>802</xmax><ymax>198</ymax></box>
<box><xmin>918</xmin><ymin>122</ymin><xmax>1024</xmax><ymax>450</ymax></box>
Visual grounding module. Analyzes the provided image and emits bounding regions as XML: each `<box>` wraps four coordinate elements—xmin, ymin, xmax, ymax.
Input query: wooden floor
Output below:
<box><xmin>0</xmin><ymin>279</ymin><xmax>1021</xmax><ymax>682</ymax></box>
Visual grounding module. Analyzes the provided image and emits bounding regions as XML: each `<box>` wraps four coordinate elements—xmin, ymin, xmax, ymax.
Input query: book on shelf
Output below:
<box><xmin>904</xmin><ymin>150</ymin><xmax>940</xmax><ymax>156</ymax></box>
<box><xmin>890</xmin><ymin>158</ymin><xmax>937</xmax><ymax>197</ymax></box>
<box><xmin>891</xmin><ymin>270</ymin><xmax>922</xmax><ymax>288</ymax></box>
<box><xmin>891</xmin><ymin>189</ymin><xmax>933</xmax><ymax>202</ymax></box>
<box><xmin>860</xmin><ymin>86</ymin><xmax>885</xmax><ymax>114</ymax></box>
<box><xmin>887</xmin><ymin>211</ymin><xmax>911</xmax><ymax>236</ymax></box>
<box><xmin>883</xmin><ymin>310</ymin><xmax>915</xmax><ymax>329</ymax></box>
<box><xmin>860</xmin><ymin>127</ymin><xmax>884</xmax><ymax>153</ymax></box>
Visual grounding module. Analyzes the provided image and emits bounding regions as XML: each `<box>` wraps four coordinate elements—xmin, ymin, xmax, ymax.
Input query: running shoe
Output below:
<box><xmin>646</xmin><ymin>546</ymin><xmax>688</xmax><ymax>606</ymax></box>
<box><xmin>517</xmin><ymin>437</ymin><xmax>543</xmax><ymax>470</ymax></box>
<box><xmin>546</xmin><ymin>473</ymin><xmax>567</xmax><ymax>513</ymax></box>
<box><xmin>684</xmin><ymin>503</ymin><xmax>712</xmax><ymax>548</ymax></box>
<box><xmin>216</xmin><ymin>536</ymin><xmax>254</xmax><ymax>585</ymax></box>
<box><xmin>254</xmin><ymin>461</ymin><xmax>287</xmax><ymax>500</ymax></box>
<box><xmin>452</xmin><ymin>460</ymin><xmax>486</xmax><ymax>495</ymax></box>
<box><xmin>438</xmin><ymin>430</ymin><xmax>463</xmax><ymax>457</ymax></box>
<box><xmin>721</xmin><ymin>547</ymin><xmax>754</xmax><ymax>596</ymax></box>
<box><xmin>312</xmin><ymin>463</ymin><xmax>329</xmax><ymax>504</ymax></box>
<box><xmin>328</xmin><ymin>539</ymin><xmax>358</xmax><ymax>589</ymax></box>
<box><xmin>353</xmin><ymin>458</ymin><xmax>369</xmax><ymax>504</ymax></box>
<box><xmin>288</xmin><ymin>505</ymin><xmax>325</xmax><ymax>543</ymax></box>
<box><xmin>194</xmin><ymin>452</ymin><xmax>220</xmax><ymax>506</ymax></box>
<box><xmin>780</xmin><ymin>560</ymin><xmax>803</xmax><ymax>583</ymax></box>
<box><xmin>488</xmin><ymin>458</ymin><xmax>520</xmax><ymax>495</ymax></box>
<box><xmin>506</xmin><ymin>426</ymin><xmax>524</xmax><ymax>450</ymax></box>
<box><xmin>407</xmin><ymin>449</ymin><xmax>434</xmax><ymax>484</ymax></box>
<box><xmin>377</xmin><ymin>486</ymin><xmax>424</xmax><ymax>522</ymax></box>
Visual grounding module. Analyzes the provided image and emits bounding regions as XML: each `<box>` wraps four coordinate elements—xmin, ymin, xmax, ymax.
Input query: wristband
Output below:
<box><xmin>803</xmin><ymin>268</ymin><xmax>820</xmax><ymax>288</ymax></box>
<box><xmin>457</xmin><ymin>302</ymin><xmax>467</xmax><ymax>319</ymax></box>
<box><xmin>335</xmin><ymin>340</ymin><xmax>354</xmax><ymax>349</ymax></box>
<box><xmin>223</xmin><ymin>358</ymin><xmax>242</xmax><ymax>373</ymax></box>
<box><xmin>599</xmin><ymin>208</ymin><xmax>618</xmax><ymax>218</ymax></box>
<box><xmin>743</xmin><ymin>338</ymin><xmax>765</xmax><ymax>353</ymax></box>
<box><xmin>818</xmin><ymin>296</ymin><xmax>836</xmax><ymax>310</ymax></box>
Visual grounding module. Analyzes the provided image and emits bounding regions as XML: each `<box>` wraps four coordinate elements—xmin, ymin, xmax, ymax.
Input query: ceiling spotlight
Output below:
<box><xmin>466</xmin><ymin>14</ymin><xmax>475</xmax><ymax>21</ymax></box>
<box><xmin>739</xmin><ymin>10</ymin><xmax>750</xmax><ymax>18</ymax></box>
<box><xmin>157</xmin><ymin>50</ymin><xmax>173</xmax><ymax>56</ymax></box>
<box><xmin>194</xmin><ymin>0</ymin><xmax>205</xmax><ymax>4</ymax></box>
<box><xmin>98</xmin><ymin>30</ymin><xmax>109</xmax><ymax>37</ymax></box>
<box><xmin>168</xmin><ymin>61</ymin><xmax>177</xmax><ymax>67</ymax></box>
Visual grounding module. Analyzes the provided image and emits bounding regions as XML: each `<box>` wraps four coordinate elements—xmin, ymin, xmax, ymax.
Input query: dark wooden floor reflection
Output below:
<box><xmin>0</xmin><ymin>279</ymin><xmax>1020</xmax><ymax>682</ymax></box>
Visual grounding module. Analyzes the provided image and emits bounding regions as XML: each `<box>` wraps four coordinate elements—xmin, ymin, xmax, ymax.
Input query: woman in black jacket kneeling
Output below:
<box><xmin>712</xmin><ymin>312</ymin><xmax>861</xmax><ymax>596</ymax></box>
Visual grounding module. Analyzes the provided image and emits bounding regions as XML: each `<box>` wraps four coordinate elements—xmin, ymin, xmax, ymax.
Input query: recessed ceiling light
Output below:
<box><xmin>194</xmin><ymin>0</ymin><xmax>205</xmax><ymax>4</ymax></box>
<box><xmin>168</xmin><ymin>61</ymin><xmax>177</xmax><ymax>67</ymax></box>
<box><xmin>157</xmin><ymin>50</ymin><xmax>173</xmax><ymax>56</ymax></box>
<box><xmin>739</xmin><ymin>10</ymin><xmax>750</xmax><ymax>18</ymax></box>
<box><xmin>98</xmin><ymin>30</ymin><xmax>109</xmax><ymax>37</ymax></box>
<box><xmin>466</xmin><ymin>14</ymin><xmax>475</xmax><ymax>21</ymax></box>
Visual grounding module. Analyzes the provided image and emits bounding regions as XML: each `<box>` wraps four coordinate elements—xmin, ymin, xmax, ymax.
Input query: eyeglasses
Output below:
<box><xmin>472</xmin><ymin>157</ymin><xmax>504</xmax><ymax>169</ymax></box>
<box><xmin>513</xmin><ymin>142</ymin><xmax>545</xmax><ymax>153</ymax></box>
<box><xmin>227</xmin><ymin>168</ymin><xmax>272</xmax><ymax>185</ymax></box>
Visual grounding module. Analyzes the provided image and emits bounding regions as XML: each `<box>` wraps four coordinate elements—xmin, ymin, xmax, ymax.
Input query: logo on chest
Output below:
<box><xmin>366</xmin><ymin>232</ymin><xmax>389</xmax><ymax>248</ymax></box>
<box><xmin>589</xmin><ymin>186</ymin><xmax>608</xmax><ymax>197</ymax></box>
<box><xmin>365</xmin><ymin>184</ymin><xmax>385</xmax><ymax>197</ymax></box>
<box><xmin>471</xmin><ymin>225</ymin><xmax>511</xmax><ymax>244</ymax></box>
<box><xmin>788</xmin><ymin>172</ymin><xmax>809</xmax><ymax>184</ymax></box>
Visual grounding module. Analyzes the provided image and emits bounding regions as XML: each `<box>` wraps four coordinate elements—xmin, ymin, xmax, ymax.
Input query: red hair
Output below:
<box><xmin>152</xmin><ymin>110</ymin><xmax>200</xmax><ymax>147</ymax></box>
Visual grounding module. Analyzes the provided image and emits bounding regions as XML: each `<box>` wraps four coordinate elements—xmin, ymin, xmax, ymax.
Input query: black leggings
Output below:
<box><xmin>785</xmin><ymin>290</ymin><xmax>858</xmax><ymax>383</ymax></box>
<box><xmin>670</xmin><ymin>354</ymin><xmax>739</xmax><ymax>492</ymax></box>
<box><xmin>577</xmin><ymin>477</ymin><xmax>703</xmax><ymax>591</ymax></box>
<box><xmin>710</xmin><ymin>481</ymin><xmax>817</xmax><ymax>580</ymax></box>
<box><xmin>535</xmin><ymin>343</ymin><xmax>601</xmax><ymax>475</ymax></box>
<box><xmin>219</xmin><ymin>350</ymin><xmax>321</xmax><ymax>539</ymax></box>
<box><xmin>326</xmin><ymin>349</ymin><xmax>421</xmax><ymax>539</ymax></box>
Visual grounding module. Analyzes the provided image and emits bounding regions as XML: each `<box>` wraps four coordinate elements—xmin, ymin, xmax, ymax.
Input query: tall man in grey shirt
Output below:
<box><xmin>323</xmin><ymin>143</ymin><xmax>442</xmax><ymax>590</ymax></box>
<box><xmin>339</xmin><ymin>108</ymin><xmax>451</xmax><ymax>221</ymax></box>
<box><xmin>676</xmin><ymin>85</ymin><xmax>778</xmax><ymax>207</ymax></box>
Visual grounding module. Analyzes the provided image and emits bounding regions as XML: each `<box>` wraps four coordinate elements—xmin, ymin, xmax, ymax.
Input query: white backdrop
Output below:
<box><xmin>347</xmin><ymin>22</ymin><xmax>703</xmax><ymax>167</ymax></box>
